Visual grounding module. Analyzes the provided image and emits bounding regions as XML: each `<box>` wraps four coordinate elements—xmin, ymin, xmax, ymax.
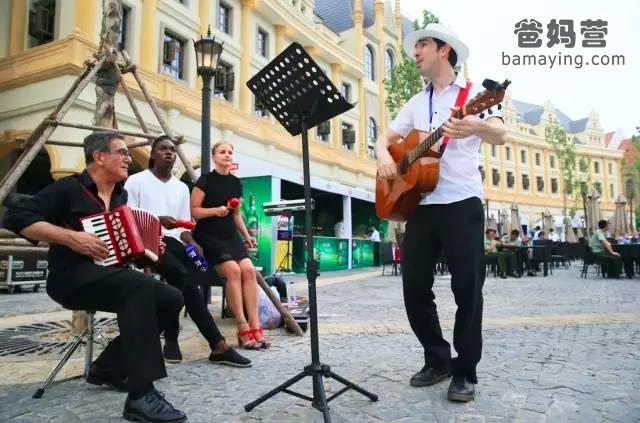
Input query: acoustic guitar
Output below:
<box><xmin>375</xmin><ymin>79</ymin><xmax>511</xmax><ymax>221</ymax></box>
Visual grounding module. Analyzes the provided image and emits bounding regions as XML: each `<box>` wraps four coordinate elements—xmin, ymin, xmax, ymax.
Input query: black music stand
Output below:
<box><xmin>245</xmin><ymin>43</ymin><xmax>378</xmax><ymax>421</ymax></box>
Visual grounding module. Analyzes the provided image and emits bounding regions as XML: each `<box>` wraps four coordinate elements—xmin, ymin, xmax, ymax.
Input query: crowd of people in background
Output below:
<box><xmin>481</xmin><ymin>218</ymin><xmax>632</xmax><ymax>280</ymax></box>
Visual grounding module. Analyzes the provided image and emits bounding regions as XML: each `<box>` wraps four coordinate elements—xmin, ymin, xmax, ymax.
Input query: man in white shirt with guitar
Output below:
<box><xmin>375</xmin><ymin>24</ymin><xmax>507</xmax><ymax>402</ymax></box>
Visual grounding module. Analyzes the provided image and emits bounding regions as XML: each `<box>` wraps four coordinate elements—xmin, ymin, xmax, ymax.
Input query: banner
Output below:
<box><xmin>351</xmin><ymin>239</ymin><xmax>375</xmax><ymax>268</ymax></box>
<box><xmin>292</xmin><ymin>236</ymin><xmax>349</xmax><ymax>272</ymax></box>
<box><xmin>240</xmin><ymin>176</ymin><xmax>273</xmax><ymax>274</ymax></box>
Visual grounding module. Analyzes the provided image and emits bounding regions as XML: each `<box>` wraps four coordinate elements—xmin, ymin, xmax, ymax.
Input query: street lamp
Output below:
<box><xmin>193</xmin><ymin>26</ymin><xmax>223</xmax><ymax>175</ymax></box>
<box><xmin>625</xmin><ymin>178</ymin><xmax>635</xmax><ymax>233</ymax></box>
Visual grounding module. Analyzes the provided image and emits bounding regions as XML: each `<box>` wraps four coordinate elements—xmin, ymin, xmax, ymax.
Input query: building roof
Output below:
<box><xmin>619</xmin><ymin>138</ymin><xmax>632</xmax><ymax>152</ymax></box>
<box><xmin>314</xmin><ymin>0</ymin><xmax>418</xmax><ymax>34</ymax></box>
<box><xmin>402</xmin><ymin>16</ymin><xmax>415</xmax><ymax>34</ymax></box>
<box><xmin>619</xmin><ymin>137</ymin><xmax>639</xmax><ymax>166</ymax></box>
<box><xmin>604</xmin><ymin>131</ymin><xmax>615</xmax><ymax>147</ymax></box>
<box><xmin>511</xmin><ymin>99</ymin><xmax>590</xmax><ymax>134</ymax></box>
<box><xmin>314</xmin><ymin>0</ymin><xmax>375</xmax><ymax>33</ymax></box>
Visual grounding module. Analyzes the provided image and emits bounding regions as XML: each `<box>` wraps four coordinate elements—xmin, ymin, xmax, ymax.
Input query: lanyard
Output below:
<box><xmin>428</xmin><ymin>80</ymin><xmax>454</xmax><ymax>127</ymax></box>
<box><xmin>428</xmin><ymin>87</ymin><xmax>435</xmax><ymax>126</ymax></box>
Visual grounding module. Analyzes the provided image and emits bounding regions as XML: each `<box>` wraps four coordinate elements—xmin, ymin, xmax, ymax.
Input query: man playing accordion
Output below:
<box><xmin>3</xmin><ymin>131</ymin><xmax>187</xmax><ymax>423</ymax></box>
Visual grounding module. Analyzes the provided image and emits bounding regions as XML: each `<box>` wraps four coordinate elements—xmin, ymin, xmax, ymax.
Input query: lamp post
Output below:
<box><xmin>193</xmin><ymin>26</ymin><xmax>223</xmax><ymax>175</ymax></box>
<box><xmin>580</xmin><ymin>181</ymin><xmax>589</xmax><ymax>236</ymax></box>
<box><xmin>625</xmin><ymin>178</ymin><xmax>635</xmax><ymax>233</ymax></box>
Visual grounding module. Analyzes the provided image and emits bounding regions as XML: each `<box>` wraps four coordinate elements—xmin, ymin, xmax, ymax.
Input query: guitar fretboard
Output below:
<box><xmin>405</xmin><ymin>128</ymin><xmax>444</xmax><ymax>165</ymax></box>
<box><xmin>401</xmin><ymin>109</ymin><xmax>463</xmax><ymax>172</ymax></box>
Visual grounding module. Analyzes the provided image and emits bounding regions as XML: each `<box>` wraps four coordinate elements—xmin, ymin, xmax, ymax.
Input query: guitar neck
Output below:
<box><xmin>405</xmin><ymin>109</ymin><xmax>463</xmax><ymax>166</ymax></box>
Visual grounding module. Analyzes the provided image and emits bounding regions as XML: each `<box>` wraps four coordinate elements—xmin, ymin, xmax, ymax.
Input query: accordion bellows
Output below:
<box><xmin>81</xmin><ymin>206</ymin><xmax>161</xmax><ymax>266</ymax></box>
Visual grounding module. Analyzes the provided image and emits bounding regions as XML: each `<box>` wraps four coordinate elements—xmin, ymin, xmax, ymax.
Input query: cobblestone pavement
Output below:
<box><xmin>0</xmin><ymin>266</ymin><xmax>639</xmax><ymax>422</ymax></box>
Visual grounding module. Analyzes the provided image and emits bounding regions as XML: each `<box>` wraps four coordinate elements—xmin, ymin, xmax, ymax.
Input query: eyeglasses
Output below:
<box><xmin>103</xmin><ymin>148</ymin><xmax>132</xmax><ymax>158</ymax></box>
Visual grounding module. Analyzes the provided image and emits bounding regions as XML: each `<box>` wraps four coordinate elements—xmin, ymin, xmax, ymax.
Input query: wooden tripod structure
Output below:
<box><xmin>0</xmin><ymin>52</ymin><xmax>197</xmax><ymax>205</ymax></box>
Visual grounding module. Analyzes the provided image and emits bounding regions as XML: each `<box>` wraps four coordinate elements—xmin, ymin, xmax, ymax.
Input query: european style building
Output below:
<box><xmin>0</xmin><ymin>0</ymin><xmax>624</xmax><ymax>230</ymax></box>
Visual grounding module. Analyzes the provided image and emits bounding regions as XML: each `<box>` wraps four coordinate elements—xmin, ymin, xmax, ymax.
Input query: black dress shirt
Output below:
<box><xmin>3</xmin><ymin>170</ymin><xmax>128</xmax><ymax>272</ymax></box>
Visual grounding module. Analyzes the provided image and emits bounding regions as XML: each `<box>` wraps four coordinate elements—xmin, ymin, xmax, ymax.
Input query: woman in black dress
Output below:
<box><xmin>190</xmin><ymin>141</ymin><xmax>271</xmax><ymax>350</ymax></box>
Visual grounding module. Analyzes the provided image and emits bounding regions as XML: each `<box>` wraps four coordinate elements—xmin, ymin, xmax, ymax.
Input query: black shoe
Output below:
<box><xmin>526</xmin><ymin>271</ymin><xmax>535</xmax><ymax>277</ymax></box>
<box><xmin>447</xmin><ymin>375</ymin><xmax>475</xmax><ymax>402</ymax></box>
<box><xmin>499</xmin><ymin>273</ymin><xmax>507</xmax><ymax>279</ymax></box>
<box><xmin>123</xmin><ymin>388</ymin><xmax>187</xmax><ymax>422</ymax></box>
<box><xmin>86</xmin><ymin>364</ymin><xmax>127</xmax><ymax>392</ymax></box>
<box><xmin>409</xmin><ymin>366</ymin><xmax>450</xmax><ymax>387</ymax></box>
<box><xmin>163</xmin><ymin>339</ymin><xmax>182</xmax><ymax>364</ymax></box>
<box><xmin>209</xmin><ymin>347</ymin><xmax>252</xmax><ymax>368</ymax></box>
<box><xmin>508</xmin><ymin>273</ymin><xmax>521</xmax><ymax>279</ymax></box>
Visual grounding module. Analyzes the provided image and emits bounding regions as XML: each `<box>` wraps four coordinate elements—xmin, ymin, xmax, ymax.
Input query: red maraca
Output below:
<box><xmin>227</xmin><ymin>197</ymin><xmax>240</xmax><ymax>209</ymax></box>
<box><xmin>175</xmin><ymin>219</ymin><xmax>195</xmax><ymax>230</ymax></box>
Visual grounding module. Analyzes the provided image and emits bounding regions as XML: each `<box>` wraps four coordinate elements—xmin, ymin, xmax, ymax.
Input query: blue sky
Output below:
<box><xmin>401</xmin><ymin>0</ymin><xmax>639</xmax><ymax>137</ymax></box>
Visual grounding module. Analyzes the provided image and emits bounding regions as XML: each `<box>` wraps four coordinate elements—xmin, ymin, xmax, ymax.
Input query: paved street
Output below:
<box><xmin>0</xmin><ymin>265</ymin><xmax>639</xmax><ymax>422</ymax></box>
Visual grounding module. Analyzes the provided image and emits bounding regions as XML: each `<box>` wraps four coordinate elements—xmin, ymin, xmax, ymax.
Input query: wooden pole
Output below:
<box><xmin>47</xmin><ymin>120</ymin><xmax>163</xmax><ymax>140</ymax></box>
<box><xmin>130</xmin><ymin>66</ymin><xmax>198</xmax><ymax>182</ymax></box>
<box><xmin>0</xmin><ymin>56</ymin><xmax>107</xmax><ymax>205</ymax></box>
<box><xmin>115</xmin><ymin>65</ymin><xmax>150</xmax><ymax>134</ymax></box>
<box><xmin>0</xmin><ymin>238</ymin><xmax>48</xmax><ymax>247</ymax></box>
<box><xmin>256</xmin><ymin>273</ymin><xmax>304</xmax><ymax>336</ymax></box>
<box><xmin>127</xmin><ymin>140</ymin><xmax>152</xmax><ymax>149</ymax></box>
<box><xmin>0</xmin><ymin>246</ymin><xmax>49</xmax><ymax>254</ymax></box>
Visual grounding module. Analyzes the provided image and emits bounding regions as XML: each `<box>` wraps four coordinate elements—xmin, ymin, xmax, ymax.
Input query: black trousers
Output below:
<box><xmin>402</xmin><ymin>197</ymin><xmax>485</xmax><ymax>383</ymax></box>
<box><xmin>595</xmin><ymin>252</ymin><xmax>623</xmax><ymax>278</ymax></box>
<box><xmin>47</xmin><ymin>264</ymin><xmax>184</xmax><ymax>392</ymax></box>
<box><xmin>155</xmin><ymin>237</ymin><xmax>224</xmax><ymax>348</ymax></box>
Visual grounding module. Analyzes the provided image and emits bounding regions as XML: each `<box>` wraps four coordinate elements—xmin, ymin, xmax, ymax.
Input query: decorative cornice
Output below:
<box><xmin>240</xmin><ymin>0</ymin><xmax>258</xmax><ymax>9</ymax></box>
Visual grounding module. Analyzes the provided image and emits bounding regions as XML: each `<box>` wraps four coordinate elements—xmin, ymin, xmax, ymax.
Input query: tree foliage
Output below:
<box><xmin>545</xmin><ymin>120</ymin><xmax>578</xmax><ymax>216</ymax></box>
<box><xmin>622</xmin><ymin>131</ymin><xmax>640</xmax><ymax>225</ymax></box>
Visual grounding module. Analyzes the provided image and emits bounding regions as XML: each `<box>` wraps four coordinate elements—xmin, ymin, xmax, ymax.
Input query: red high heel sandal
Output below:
<box><xmin>252</xmin><ymin>328</ymin><xmax>272</xmax><ymax>349</ymax></box>
<box><xmin>237</xmin><ymin>329</ymin><xmax>261</xmax><ymax>350</ymax></box>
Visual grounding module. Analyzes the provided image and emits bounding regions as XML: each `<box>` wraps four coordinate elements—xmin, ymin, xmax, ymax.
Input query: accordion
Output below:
<box><xmin>80</xmin><ymin>206</ymin><xmax>161</xmax><ymax>266</ymax></box>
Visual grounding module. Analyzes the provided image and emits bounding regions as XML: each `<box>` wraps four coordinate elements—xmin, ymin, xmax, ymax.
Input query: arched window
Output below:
<box><xmin>364</xmin><ymin>45</ymin><xmax>375</xmax><ymax>81</ymax></box>
<box><xmin>367</xmin><ymin>117</ymin><xmax>377</xmax><ymax>158</ymax></box>
<box><xmin>384</xmin><ymin>49</ymin><xmax>394</xmax><ymax>80</ymax></box>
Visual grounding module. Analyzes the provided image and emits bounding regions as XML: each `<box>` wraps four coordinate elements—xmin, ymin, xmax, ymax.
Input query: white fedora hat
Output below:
<box><xmin>403</xmin><ymin>23</ymin><xmax>469</xmax><ymax>67</ymax></box>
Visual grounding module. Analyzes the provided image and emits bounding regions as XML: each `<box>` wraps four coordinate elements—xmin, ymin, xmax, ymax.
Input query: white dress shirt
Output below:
<box><xmin>389</xmin><ymin>72</ymin><xmax>502</xmax><ymax>205</ymax></box>
<box><xmin>124</xmin><ymin>170</ymin><xmax>192</xmax><ymax>243</ymax></box>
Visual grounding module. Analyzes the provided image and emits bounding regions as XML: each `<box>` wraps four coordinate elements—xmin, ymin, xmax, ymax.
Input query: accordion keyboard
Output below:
<box><xmin>81</xmin><ymin>215</ymin><xmax>119</xmax><ymax>266</ymax></box>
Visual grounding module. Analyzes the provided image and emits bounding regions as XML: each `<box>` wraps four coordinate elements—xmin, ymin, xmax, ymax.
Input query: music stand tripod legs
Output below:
<box><xmin>274</xmin><ymin>215</ymin><xmax>294</xmax><ymax>274</ymax></box>
<box><xmin>245</xmin><ymin>42</ymin><xmax>377</xmax><ymax>421</ymax></box>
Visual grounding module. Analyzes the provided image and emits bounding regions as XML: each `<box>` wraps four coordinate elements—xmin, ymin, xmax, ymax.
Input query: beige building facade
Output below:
<box><xmin>0</xmin><ymin>0</ymin><xmax>624</xmax><ymax>231</ymax></box>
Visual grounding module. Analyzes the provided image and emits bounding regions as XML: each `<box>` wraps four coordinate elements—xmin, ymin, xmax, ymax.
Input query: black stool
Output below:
<box><xmin>33</xmin><ymin>310</ymin><xmax>109</xmax><ymax>399</ymax></box>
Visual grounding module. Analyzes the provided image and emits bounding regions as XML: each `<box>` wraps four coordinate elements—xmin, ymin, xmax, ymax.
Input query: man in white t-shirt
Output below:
<box><xmin>125</xmin><ymin>135</ymin><xmax>250</xmax><ymax>368</ymax></box>
<box><xmin>532</xmin><ymin>226</ymin><xmax>542</xmax><ymax>240</ymax></box>
<box><xmin>369</xmin><ymin>225</ymin><xmax>381</xmax><ymax>242</ymax></box>
<box><xmin>375</xmin><ymin>24</ymin><xmax>507</xmax><ymax>402</ymax></box>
